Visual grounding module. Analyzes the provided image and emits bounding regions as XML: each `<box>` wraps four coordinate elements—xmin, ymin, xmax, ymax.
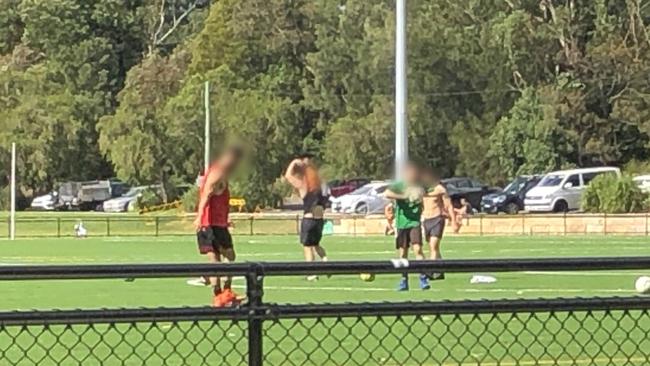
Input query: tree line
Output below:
<box><xmin>1</xmin><ymin>0</ymin><xmax>650</xmax><ymax>208</ymax></box>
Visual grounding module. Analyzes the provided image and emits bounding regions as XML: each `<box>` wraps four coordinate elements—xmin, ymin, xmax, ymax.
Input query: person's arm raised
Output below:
<box><xmin>284</xmin><ymin>159</ymin><xmax>306</xmax><ymax>192</ymax></box>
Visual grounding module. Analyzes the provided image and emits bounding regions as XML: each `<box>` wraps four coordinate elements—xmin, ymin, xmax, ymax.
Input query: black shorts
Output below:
<box><xmin>395</xmin><ymin>225</ymin><xmax>422</xmax><ymax>249</ymax></box>
<box><xmin>197</xmin><ymin>226</ymin><xmax>233</xmax><ymax>254</ymax></box>
<box><xmin>423</xmin><ymin>216</ymin><xmax>445</xmax><ymax>240</ymax></box>
<box><xmin>300</xmin><ymin>218</ymin><xmax>324</xmax><ymax>247</ymax></box>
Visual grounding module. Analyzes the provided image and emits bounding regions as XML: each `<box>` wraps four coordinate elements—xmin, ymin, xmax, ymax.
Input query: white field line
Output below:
<box><xmin>229</xmin><ymin>284</ymin><xmax>635</xmax><ymax>294</ymax></box>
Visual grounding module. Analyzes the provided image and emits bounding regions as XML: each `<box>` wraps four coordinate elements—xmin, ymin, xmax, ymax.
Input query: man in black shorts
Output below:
<box><xmin>285</xmin><ymin>157</ymin><xmax>329</xmax><ymax>281</ymax></box>
<box><xmin>193</xmin><ymin>147</ymin><xmax>243</xmax><ymax>307</ymax></box>
<box><xmin>422</xmin><ymin>168</ymin><xmax>459</xmax><ymax>280</ymax></box>
<box><xmin>383</xmin><ymin>162</ymin><xmax>429</xmax><ymax>291</ymax></box>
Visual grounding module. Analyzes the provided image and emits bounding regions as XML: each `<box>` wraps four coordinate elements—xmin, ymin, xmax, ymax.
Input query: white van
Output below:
<box><xmin>524</xmin><ymin>167</ymin><xmax>620</xmax><ymax>212</ymax></box>
<box><xmin>633</xmin><ymin>175</ymin><xmax>650</xmax><ymax>193</ymax></box>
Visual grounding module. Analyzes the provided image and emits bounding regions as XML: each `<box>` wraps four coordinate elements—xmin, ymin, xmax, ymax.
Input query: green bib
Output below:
<box><xmin>390</xmin><ymin>182</ymin><xmax>422</xmax><ymax>229</ymax></box>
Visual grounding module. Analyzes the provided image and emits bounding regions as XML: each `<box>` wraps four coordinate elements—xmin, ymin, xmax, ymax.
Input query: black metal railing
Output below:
<box><xmin>1</xmin><ymin>258</ymin><xmax>650</xmax><ymax>365</ymax></box>
<box><xmin>3</xmin><ymin>212</ymin><xmax>650</xmax><ymax>238</ymax></box>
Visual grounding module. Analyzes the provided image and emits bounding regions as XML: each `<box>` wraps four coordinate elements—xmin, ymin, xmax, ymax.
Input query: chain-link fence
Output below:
<box><xmin>1</xmin><ymin>299</ymin><xmax>649</xmax><ymax>366</ymax></box>
<box><xmin>1</xmin><ymin>258</ymin><xmax>650</xmax><ymax>365</ymax></box>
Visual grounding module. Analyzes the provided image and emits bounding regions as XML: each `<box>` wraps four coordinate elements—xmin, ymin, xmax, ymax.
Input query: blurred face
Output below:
<box><xmin>402</xmin><ymin>164</ymin><xmax>419</xmax><ymax>184</ymax></box>
<box><xmin>422</xmin><ymin>170</ymin><xmax>440</xmax><ymax>186</ymax></box>
<box><xmin>219</xmin><ymin>149</ymin><xmax>243</xmax><ymax>173</ymax></box>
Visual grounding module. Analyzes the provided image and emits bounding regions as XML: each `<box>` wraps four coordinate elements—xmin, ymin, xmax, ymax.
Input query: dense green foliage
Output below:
<box><xmin>181</xmin><ymin>185</ymin><xmax>199</xmax><ymax>213</ymax></box>
<box><xmin>2</xmin><ymin>0</ymin><xmax>650</xmax><ymax>208</ymax></box>
<box><xmin>582</xmin><ymin>174</ymin><xmax>648</xmax><ymax>213</ymax></box>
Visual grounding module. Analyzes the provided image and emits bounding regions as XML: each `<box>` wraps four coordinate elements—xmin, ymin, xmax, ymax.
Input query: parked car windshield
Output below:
<box><xmin>503</xmin><ymin>177</ymin><xmax>528</xmax><ymax>194</ymax></box>
<box><xmin>539</xmin><ymin>174</ymin><xmax>565</xmax><ymax>187</ymax></box>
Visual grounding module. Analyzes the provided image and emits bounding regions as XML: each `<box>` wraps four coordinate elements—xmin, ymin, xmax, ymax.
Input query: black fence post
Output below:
<box><xmin>155</xmin><ymin>217</ymin><xmax>160</xmax><ymax>237</ymax></box>
<box><xmin>106</xmin><ymin>217</ymin><xmax>111</xmax><ymax>237</ymax></box>
<box><xmin>247</xmin><ymin>265</ymin><xmax>265</xmax><ymax>366</ymax></box>
<box><xmin>249</xmin><ymin>216</ymin><xmax>254</xmax><ymax>236</ymax></box>
<box><xmin>295</xmin><ymin>215</ymin><xmax>300</xmax><ymax>235</ymax></box>
<box><xmin>57</xmin><ymin>218</ymin><xmax>61</xmax><ymax>238</ymax></box>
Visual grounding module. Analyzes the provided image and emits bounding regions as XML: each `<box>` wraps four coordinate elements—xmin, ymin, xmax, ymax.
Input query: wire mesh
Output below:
<box><xmin>1</xmin><ymin>307</ymin><xmax>649</xmax><ymax>365</ymax></box>
<box><xmin>263</xmin><ymin>309</ymin><xmax>650</xmax><ymax>366</ymax></box>
<box><xmin>0</xmin><ymin>320</ymin><xmax>247</xmax><ymax>366</ymax></box>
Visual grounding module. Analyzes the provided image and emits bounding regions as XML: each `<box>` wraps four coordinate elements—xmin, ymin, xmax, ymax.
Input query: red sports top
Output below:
<box><xmin>198</xmin><ymin>166</ymin><xmax>230</xmax><ymax>228</ymax></box>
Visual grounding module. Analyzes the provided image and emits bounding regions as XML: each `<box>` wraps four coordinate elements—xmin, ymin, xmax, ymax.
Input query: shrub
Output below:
<box><xmin>624</xmin><ymin>159</ymin><xmax>650</xmax><ymax>176</ymax></box>
<box><xmin>181</xmin><ymin>185</ymin><xmax>199</xmax><ymax>213</ymax></box>
<box><xmin>133</xmin><ymin>189</ymin><xmax>164</xmax><ymax>211</ymax></box>
<box><xmin>582</xmin><ymin>174</ymin><xmax>648</xmax><ymax>213</ymax></box>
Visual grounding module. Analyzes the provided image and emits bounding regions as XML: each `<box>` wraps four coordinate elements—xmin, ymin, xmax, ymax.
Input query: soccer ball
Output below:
<box><xmin>406</xmin><ymin>186</ymin><xmax>425</xmax><ymax>203</ymax></box>
<box><xmin>635</xmin><ymin>276</ymin><xmax>650</xmax><ymax>294</ymax></box>
<box><xmin>359</xmin><ymin>273</ymin><xmax>375</xmax><ymax>282</ymax></box>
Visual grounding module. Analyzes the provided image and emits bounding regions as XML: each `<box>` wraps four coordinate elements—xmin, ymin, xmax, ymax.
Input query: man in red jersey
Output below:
<box><xmin>193</xmin><ymin>146</ymin><xmax>244</xmax><ymax>307</ymax></box>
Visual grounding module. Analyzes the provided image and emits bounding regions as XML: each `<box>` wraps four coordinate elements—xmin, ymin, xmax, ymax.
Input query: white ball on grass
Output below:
<box><xmin>635</xmin><ymin>276</ymin><xmax>650</xmax><ymax>294</ymax></box>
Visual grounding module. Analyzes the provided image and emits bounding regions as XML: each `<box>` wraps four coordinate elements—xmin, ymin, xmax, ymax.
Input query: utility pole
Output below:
<box><xmin>394</xmin><ymin>0</ymin><xmax>408</xmax><ymax>180</ymax></box>
<box><xmin>10</xmin><ymin>143</ymin><xmax>16</xmax><ymax>240</ymax></box>
<box><xmin>204</xmin><ymin>81</ymin><xmax>210</xmax><ymax>172</ymax></box>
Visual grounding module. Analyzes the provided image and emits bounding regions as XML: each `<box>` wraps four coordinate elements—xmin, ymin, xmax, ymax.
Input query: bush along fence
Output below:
<box><xmin>0</xmin><ymin>257</ymin><xmax>649</xmax><ymax>365</ymax></box>
<box><xmin>3</xmin><ymin>212</ymin><xmax>650</xmax><ymax>238</ymax></box>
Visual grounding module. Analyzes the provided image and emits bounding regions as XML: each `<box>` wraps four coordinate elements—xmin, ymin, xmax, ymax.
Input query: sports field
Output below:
<box><xmin>1</xmin><ymin>235</ymin><xmax>649</xmax><ymax>365</ymax></box>
<box><xmin>1</xmin><ymin>235</ymin><xmax>648</xmax><ymax>310</ymax></box>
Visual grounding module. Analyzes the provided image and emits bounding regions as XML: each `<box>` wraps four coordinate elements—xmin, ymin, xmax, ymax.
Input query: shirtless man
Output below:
<box><xmin>421</xmin><ymin>168</ymin><xmax>459</xmax><ymax>280</ymax></box>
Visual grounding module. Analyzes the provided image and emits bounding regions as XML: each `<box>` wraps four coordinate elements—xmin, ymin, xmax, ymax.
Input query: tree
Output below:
<box><xmin>488</xmin><ymin>87</ymin><xmax>566</xmax><ymax>179</ymax></box>
<box><xmin>97</xmin><ymin>49</ymin><xmax>191</xmax><ymax>200</ymax></box>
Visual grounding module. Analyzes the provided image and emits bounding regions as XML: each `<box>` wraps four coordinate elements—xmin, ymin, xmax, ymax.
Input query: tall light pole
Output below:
<box><xmin>204</xmin><ymin>81</ymin><xmax>210</xmax><ymax>173</ymax></box>
<box><xmin>10</xmin><ymin>142</ymin><xmax>16</xmax><ymax>240</ymax></box>
<box><xmin>395</xmin><ymin>0</ymin><xmax>408</xmax><ymax>180</ymax></box>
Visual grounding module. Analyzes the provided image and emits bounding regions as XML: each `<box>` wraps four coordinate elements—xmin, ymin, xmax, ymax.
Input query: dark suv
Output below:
<box><xmin>442</xmin><ymin>177</ymin><xmax>501</xmax><ymax>211</ymax></box>
<box><xmin>481</xmin><ymin>175</ymin><xmax>541</xmax><ymax>214</ymax></box>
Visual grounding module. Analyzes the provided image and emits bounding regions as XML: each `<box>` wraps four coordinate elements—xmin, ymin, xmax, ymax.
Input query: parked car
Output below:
<box><xmin>525</xmin><ymin>167</ymin><xmax>621</xmax><ymax>213</ymax></box>
<box><xmin>55</xmin><ymin>179</ymin><xmax>127</xmax><ymax>211</ymax></box>
<box><xmin>30</xmin><ymin>192</ymin><xmax>58</xmax><ymax>211</ymax></box>
<box><xmin>633</xmin><ymin>175</ymin><xmax>650</xmax><ymax>193</ymax></box>
<box><xmin>327</xmin><ymin>178</ymin><xmax>371</xmax><ymax>198</ymax></box>
<box><xmin>442</xmin><ymin>177</ymin><xmax>501</xmax><ymax>211</ymax></box>
<box><xmin>330</xmin><ymin>182</ymin><xmax>390</xmax><ymax>215</ymax></box>
<box><xmin>102</xmin><ymin>185</ymin><xmax>160</xmax><ymax>212</ymax></box>
<box><xmin>481</xmin><ymin>175</ymin><xmax>542</xmax><ymax>214</ymax></box>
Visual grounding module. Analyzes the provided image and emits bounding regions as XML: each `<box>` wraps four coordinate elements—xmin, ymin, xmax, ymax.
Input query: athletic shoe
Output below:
<box><xmin>430</xmin><ymin>272</ymin><xmax>445</xmax><ymax>281</ymax></box>
<box><xmin>397</xmin><ymin>278</ymin><xmax>409</xmax><ymax>291</ymax></box>
<box><xmin>212</xmin><ymin>292</ymin><xmax>225</xmax><ymax>307</ymax></box>
<box><xmin>419</xmin><ymin>274</ymin><xmax>431</xmax><ymax>290</ymax></box>
<box><xmin>213</xmin><ymin>289</ymin><xmax>242</xmax><ymax>307</ymax></box>
<box><xmin>306</xmin><ymin>275</ymin><xmax>319</xmax><ymax>282</ymax></box>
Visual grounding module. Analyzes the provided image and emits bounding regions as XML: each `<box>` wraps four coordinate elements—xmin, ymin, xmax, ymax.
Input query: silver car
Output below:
<box><xmin>102</xmin><ymin>186</ymin><xmax>157</xmax><ymax>212</ymax></box>
<box><xmin>330</xmin><ymin>182</ymin><xmax>390</xmax><ymax>215</ymax></box>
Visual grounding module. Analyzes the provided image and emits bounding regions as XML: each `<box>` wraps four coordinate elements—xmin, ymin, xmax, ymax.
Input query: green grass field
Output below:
<box><xmin>1</xmin><ymin>235</ymin><xmax>649</xmax><ymax>365</ymax></box>
<box><xmin>1</xmin><ymin>235</ymin><xmax>649</xmax><ymax>310</ymax></box>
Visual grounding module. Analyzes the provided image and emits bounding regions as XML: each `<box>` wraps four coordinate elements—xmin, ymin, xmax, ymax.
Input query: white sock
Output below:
<box><xmin>322</xmin><ymin>256</ymin><xmax>329</xmax><ymax>262</ymax></box>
